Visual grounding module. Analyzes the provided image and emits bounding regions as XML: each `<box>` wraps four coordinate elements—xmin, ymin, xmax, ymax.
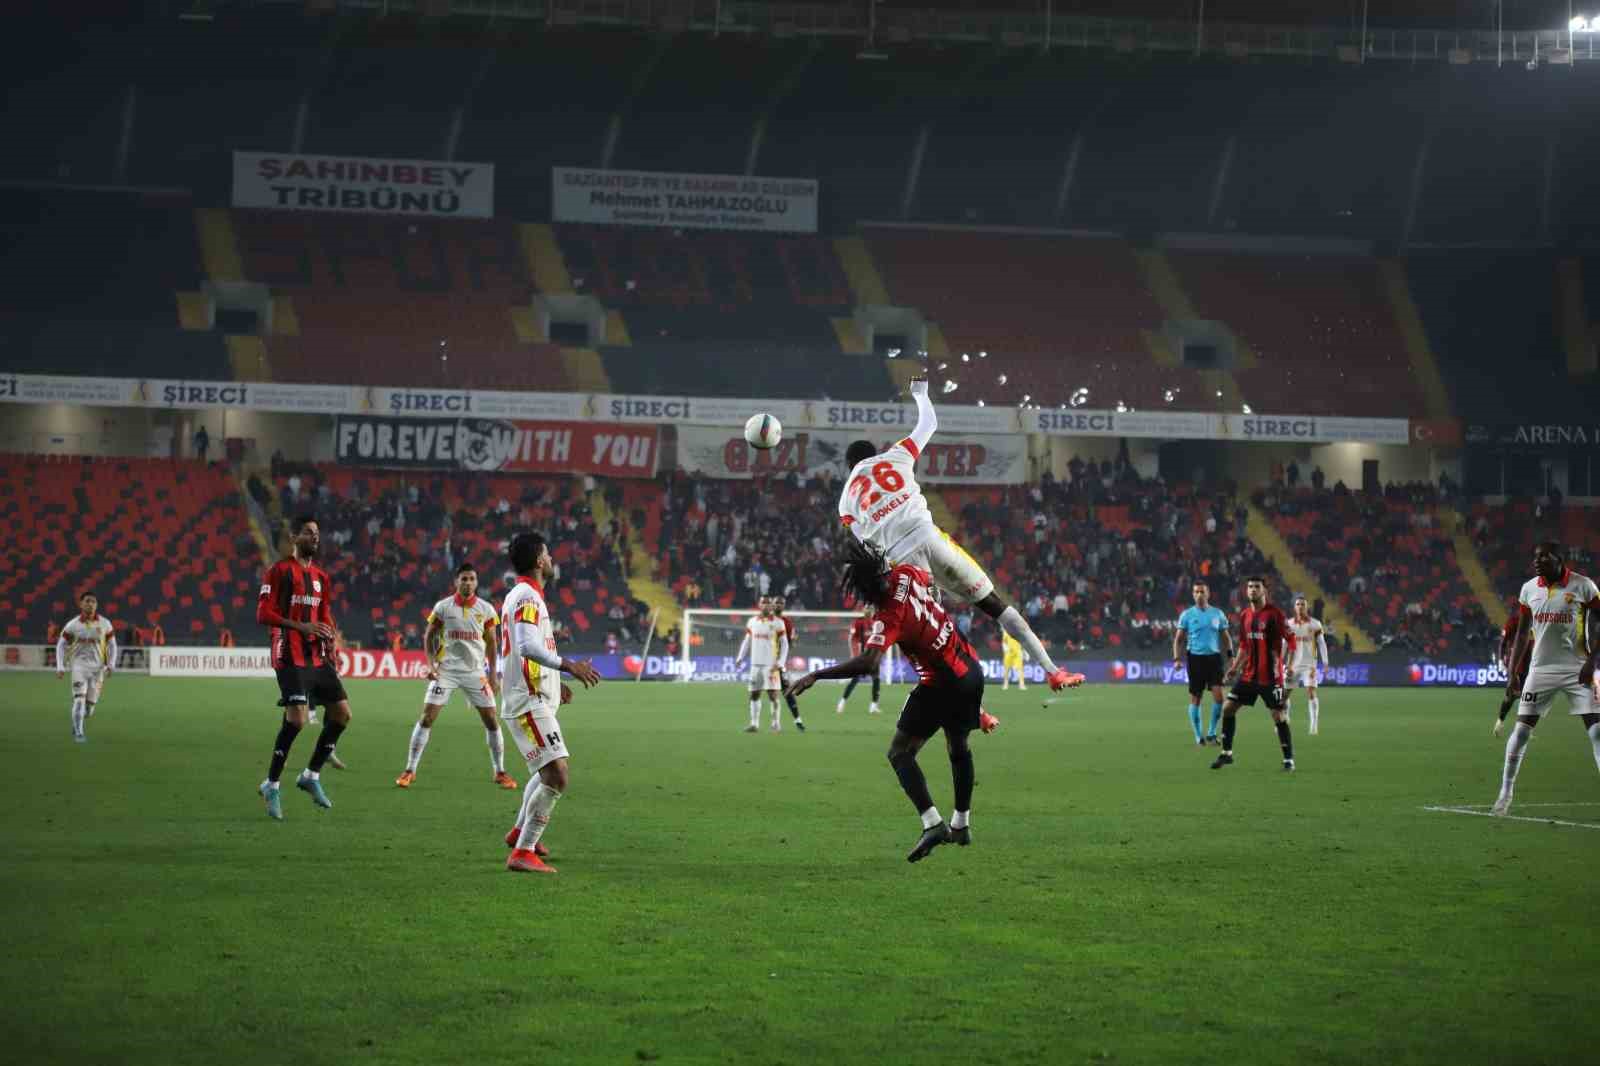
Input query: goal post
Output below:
<box><xmin>679</xmin><ymin>608</ymin><xmax>900</xmax><ymax>683</ymax></box>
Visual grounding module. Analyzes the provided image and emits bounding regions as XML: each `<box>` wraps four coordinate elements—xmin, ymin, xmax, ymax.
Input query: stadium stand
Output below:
<box><xmin>1256</xmin><ymin>484</ymin><xmax>1494</xmax><ymax>657</ymax></box>
<box><xmin>0</xmin><ymin>456</ymin><xmax>259</xmax><ymax>646</ymax></box>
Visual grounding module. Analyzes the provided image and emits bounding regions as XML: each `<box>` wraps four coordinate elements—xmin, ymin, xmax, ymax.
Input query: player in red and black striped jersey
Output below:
<box><xmin>1212</xmin><ymin>575</ymin><xmax>1296</xmax><ymax>772</ymax></box>
<box><xmin>787</xmin><ymin>539</ymin><xmax>1083</xmax><ymax>862</ymax></box>
<box><xmin>253</xmin><ymin>515</ymin><xmax>353</xmax><ymax>818</ymax></box>
<box><xmin>837</xmin><ymin>606</ymin><xmax>884</xmax><ymax>715</ymax></box>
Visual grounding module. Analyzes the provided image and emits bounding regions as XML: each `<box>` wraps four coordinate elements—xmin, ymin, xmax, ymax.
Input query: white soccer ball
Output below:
<box><xmin>744</xmin><ymin>412</ymin><xmax>782</xmax><ymax>450</ymax></box>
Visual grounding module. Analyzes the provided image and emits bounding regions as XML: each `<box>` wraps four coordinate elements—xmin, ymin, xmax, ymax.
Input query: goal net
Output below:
<box><xmin>679</xmin><ymin>608</ymin><xmax>902</xmax><ymax>684</ymax></box>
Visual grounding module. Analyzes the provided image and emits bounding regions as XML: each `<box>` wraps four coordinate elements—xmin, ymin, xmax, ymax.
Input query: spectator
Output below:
<box><xmin>193</xmin><ymin>424</ymin><xmax>210</xmax><ymax>462</ymax></box>
<box><xmin>1286</xmin><ymin>460</ymin><xmax>1299</xmax><ymax>488</ymax></box>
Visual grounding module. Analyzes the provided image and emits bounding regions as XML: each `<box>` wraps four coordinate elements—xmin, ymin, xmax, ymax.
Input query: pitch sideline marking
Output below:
<box><xmin>1422</xmin><ymin>804</ymin><xmax>1600</xmax><ymax>830</ymax></box>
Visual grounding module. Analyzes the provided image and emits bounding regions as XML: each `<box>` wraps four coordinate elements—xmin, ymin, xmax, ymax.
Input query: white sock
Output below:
<box><xmin>406</xmin><ymin>722</ymin><xmax>431</xmax><ymax>772</ymax></box>
<box><xmin>302</xmin><ymin>768</ymin><xmax>320</xmax><ymax>781</ymax></box>
<box><xmin>1588</xmin><ymin>721</ymin><xmax>1600</xmax><ymax>773</ymax></box>
<box><xmin>512</xmin><ymin>774</ymin><xmax>540</xmax><ymax>834</ymax></box>
<box><xmin>1309</xmin><ymin>697</ymin><xmax>1319</xmax><ymax>733</ymax></box>
<box><xmin>772</xmin><ymin>701</ymin><xmax>781</xmax><ymax>728</ymax></box>
<box><xmin>836</xmin><ymin>698</ymin><xmax>845</xmax><ymax>712</ymax></box>
<box><xmin>1500</xmin><ymin>721</ymin><xmax>1533</xmax><ymax>798</ymax></box>
<box><xmin>85</xmin><ymin>701</ymin><xmax>96</xmax><ymax>719</ymax></box>
<box><xmin>998</xmin><ymin>606</ymin><xmax>1059</xmax><ymax>674</ymax></box>
<box><xmin>71</xmin><ymin>698</ymin><xmax>86</xmax><ymax>736</ymax></box>
<box><xmin>919</xmin><ymin>806</ymin><xmax>943</xmax><ymax>830</ymax></box>
<box><xmin>259</xmin><ymin>778</ymin><xmax>278</xmax><ymax>792</ymax></box>
<box><xmin>749</xmin><ymin>699</ymin><xmax>759</xmax><ymax>726</ymax></box>
<box><xmin>485</xmin><ymin>725</ymin><xmax>505</xmax><ymax>774</ymax></box>
<box><xmin>950</xmin><ymin>809</ymin><xmax>969</xmax><ymax>830</ymax></box>
<box><xmin>517</xmin><ymin>783</ymin><xmax>562</xmax><ymax>850</ymax></box>
<box><xmin>870</xmin><ymin>701</ymin><xmax>880</xmax><ymax>713</ymax></box>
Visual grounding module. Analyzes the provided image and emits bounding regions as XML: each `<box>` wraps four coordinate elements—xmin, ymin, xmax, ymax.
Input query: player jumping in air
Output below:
<box><xmin>735</xmin><ymin>596</ymin><xmax>790</xmax><ymax>733</ymax></box>
<box><xmin>838</xmin><ymin>604</ymin><xmax>886</xmax><ymax>714</ymax></box>
<box><xmin>1172</xmin><ymin>581</ymin><xmax>1230</xmax><ymax>745</ymax></box>
<box><xmin>1492</xmin><ymin>542</ymin><xmax>1600</xmax><ymax>816</ymax></box>
<box><xmin>1211</xmin><ymin>576</ymin><xmax>1296</xmax><ymax>772</ymax></box>
<box><xmin>1285</xmin><ymin>596</ymin><xmax>1330</xmax><ymax>735</ymax></box>
<box><xmin>395</xmin><ymin>562</ymin><xmax>516</xmax><ymax>790</ymax></box>
<box><xmin>56</xmin><ymin>592</ymin><xmax>116</xmax><ymax>744</ymax></box>
<box><xmin>500</xmin><ymin>532</ymin><xmax>602</xmax><ymax>874</ymax></box>
<box><xmin>770</xmin><ymin>595</ymin><xmax>806</xmax><ymax>732</ymax></box>
<box><xmin>788</xmin><ymin>539</ymin><xmax>1066</xmax><ymax>862</ymax></box>
<box><xmin>256</xmin><ymin>516</ymin><xmax>352</xmax><ymax>818</ymax></box>
<box><xmin>838</xmin><ymin>376</ymin><xmax>1081</xmax><ymax>693</ymax></box>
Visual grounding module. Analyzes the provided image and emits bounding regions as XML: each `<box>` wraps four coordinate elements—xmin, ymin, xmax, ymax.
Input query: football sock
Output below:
<box><xmin>998</xmin><ymin>606</ymin><xmax>1059</xmax><ymax>674</ymax></box>
<box><xmin>918</xmin><ymin>805</ymin><xmax>943</xmax><ymax>830</ymax></box>
<box><xmin>890</xmin><ymin>750</ymin><xmax>936</xmax><ymax>817</ymax></box>
<box><xmin>70</xmin><ymin>698</ymin><xmax>86</xmax><ymax>737</ymax></box>
<box><xmin>485</xmin><ymin>724</ymin><xmax>505</xmax><ymax>773</ymax></box>
<box><xmin>1275</xmin><ymin>718</ymin><xmax>1294</xmax><ymax>761</ymax></box>
<box><xmin>267</xmin><ymin>717</ymin><xmax>303</xmax><ymax>783</ymax></box>
<box><xmin>1187</xmin><ymin>704</ymin><xmax>1204</xmax><ymax>742</ymax></box>
<box><xmin>1308</xmin><ymin>697</ymin><xmax>1320</xmax><ymax>733</ymax></box>
<box><xmin>785</xmin><ymin>689</ymin><xmax>802</xmax><ymax>721</ymax></box>
<box><xmin>871</xmin><ymin>675</ymin><xmax>881</xmax><ymax>701</ymax></box>
<box><xmin>1209</xmin><ymin>702</ymin><xmax>1223</xmax><ymax>737</ymax></box>
<box><xmin>517</xmin><ymin>783</ymin><xmax>561</xmax><ymax>851</ymax></box>
<box><xmin>1587</xmin><ymin>721</ymin><xmax>1600</xmax><ymax>773</ymax></box>
<box><xmin>512</xmin><ymin>774</ymin><xmax>539</xmax><ymax>834</ymax></box>
<box><xmin>307</xmin><ymin>720</ymin><xmax>346</xmax><ymax>773</ymax></box>
<box><xmin>406</xmin><ymin>722</ymin><xmax>431</xmax><ymax>772</ymax></box>
<box><xmin>1501</xmin><ymin>721</ymin><xmax>1533</xmax><ymax>796</ymax></box>
<box><xmin>843</xmin><ymin>676</ymin><xmax>860</xmax><ymax>700</ymax></box>
<box><xmin>1221</xmin><ymin>714</ymin><xmax>1237</xmax><ymax>753</ymax></box>
<box><xmin>748</xmin><ymin>699</ymin><xmax>759</xmax><ymax>727</ymax></box>
<box><xmin>950</xmin><ymin>809</ymin><xmax>969</xmax><ymax>830</ymax></box>
<box><xmin>950</xmin><ymin>749</ymin><xmax>975</xmax><ymax>813</ymax></box>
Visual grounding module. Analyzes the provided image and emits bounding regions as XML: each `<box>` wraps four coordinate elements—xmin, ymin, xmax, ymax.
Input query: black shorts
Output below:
<box><xmin>275</xmin><ymin>663</ymin><xmax>347</xmax><ymax>709</ymax></box>
<box><xmin>896</xmin><ymin>668</ymin><xmax>984</xmax><ymax>740</ymax></box>
<box><xmin>1227</xmin><ymin>680</ymin><xmax>1285</xmax><ymax>712</ymax></box>
<box><xmin>1187</xmin><ymin>653</ymin><xmax>1224</xmax><ymax>696</ymax></box>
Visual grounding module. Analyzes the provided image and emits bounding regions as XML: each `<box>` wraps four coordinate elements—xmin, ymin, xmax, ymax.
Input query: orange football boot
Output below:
<box><xmin>506</xmin><ymin>848</ymin><xmax>556</xmax><ymax>874</ymax></box>
<box><xmin>1047</xmin><ymin>669</ymin><xmax>1087</xmax><ymax>691</ymax></box>
<box><xmin>395</xmin><ymin>770</ymin><xmax>416</xmax><ymax>788</ymax></box>
<box><xmin>493</xmin><ymin>771</ymin><xmax>518</xmax><ymax>790</ymax></box>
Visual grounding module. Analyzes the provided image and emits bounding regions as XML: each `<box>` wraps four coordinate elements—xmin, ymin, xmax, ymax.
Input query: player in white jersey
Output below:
<box><xmin>838</xmin><ymin>377</ymin><xmax>1082</xmax><ymax>694</ymax></box>
<box><xmin>1493</xmin><ymin>542</ymin><xmax>1600</xmax><ymax>816</ymax></box>
<box><xmin>1285</xmin><ymin>596</ymin><xmax>1330</xmax><ymax>735</ymax></box>
<box><xmin>735</xmin><ymin>595</ymin><xmax>791</xmax><ymax>732</ymax></box>
<box><xmin>56</xmin><ymin>592</ymin><xmax>116</xmax><ymax>743</ymax></box>
<box><xmin>499</xmin><ymin>532</ymin><xmax>601</xmax><ymax>874</ymax></box>
<box><xmin>395</xmin><ymin>563</ymin><xmax>515</xmax><ymax>791</ymax></box>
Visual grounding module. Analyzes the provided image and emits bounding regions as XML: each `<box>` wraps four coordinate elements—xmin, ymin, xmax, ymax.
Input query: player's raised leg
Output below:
<box><xmin>296</xmin><ymin>692</ymin><xmax>350</xmax><ymax>809</ymax></box>
<box><xmin>889</xmin><ymin>727</ymin><xmax>947</xmax><ymax>862</ymax></box>
<box><xmin>261</xmin><ymin>678</ymin><xmax>309</xmax><ymax>820</ymax></box>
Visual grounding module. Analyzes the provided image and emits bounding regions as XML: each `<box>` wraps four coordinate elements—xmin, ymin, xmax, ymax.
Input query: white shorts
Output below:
<box><xmin>424</xmin><ymin>668</ymin><xmax>496</xmax><ymax>710</ymax></box>
<box><xmin>889</xmin><ymin>528</ymin><xmax>995</xmax><ymax>604</ymax></box>
<box><xmin>1291</xmin><ymin>666</ymin><xmax>1319</xmax><ymax>689</ymax></box>
<box><xmin>1518</xmin><ymin>679</ymin><xmax>1598</xmax><ymax>718</ymax></box>
<box><xmin>748</xmin><ymin>664</ymin><xmax>781</xmax><ymax>691</ymax></box>
<box><xmin>503</xmin><ymin>699</ymin><xmax>569</xmax><ymax>774</ymax></box>
<box><xmin>70</xmin><ymin>663</ymin><xmax>106</xmax><ymax>702</ymax></box>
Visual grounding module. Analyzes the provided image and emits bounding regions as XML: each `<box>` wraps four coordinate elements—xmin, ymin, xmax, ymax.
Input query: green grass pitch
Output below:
<box><xmin>4</xmin><ymin>674</ymin><xmax>1596</xmax><ymax>1065</ymax></box>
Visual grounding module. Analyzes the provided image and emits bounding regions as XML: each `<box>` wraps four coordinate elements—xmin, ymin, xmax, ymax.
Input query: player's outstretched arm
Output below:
<box><xmin>788</xmin><ymin>648</ymin><xmax>883</xmax><ymax>698</ymax></box>
<box><xmin>907</xmin><ymin>376</ymin><xmax>937</xmax><ymax>450</ymax></box>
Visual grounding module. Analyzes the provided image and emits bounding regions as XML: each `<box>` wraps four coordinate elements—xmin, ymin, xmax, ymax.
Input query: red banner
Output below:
<box><xmin>500</xmin><ymin>421</ymin><xmax>659</xmax><ymax>476</ymax></box>
<box><xmin>335</xmin><ymin>648</ymin><xmax>433</xmax><ymax>680</ymax></box>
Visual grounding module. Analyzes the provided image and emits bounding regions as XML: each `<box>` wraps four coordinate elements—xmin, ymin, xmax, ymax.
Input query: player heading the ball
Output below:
<box><xmin>837</xmin><ymin>375</ymin><xmax>1082</xmax><ymax>693</ymax></box>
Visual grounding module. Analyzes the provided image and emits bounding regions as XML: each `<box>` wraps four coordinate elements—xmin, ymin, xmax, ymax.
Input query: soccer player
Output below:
<box><xmin>395</xmin><ymin>563</ymin><xmax>516</xmax><ymax>790</ymax></box>
<box><xmin>734</xmin><ymin>596</ymin><xmax>789</xmax><ymax>733</ymax></box>
<box><xmin>56</xmin><ymin>592</ymin><xmax>115</xmax><ymax>743</ymax></box>
<box><xmin>1285</xmin><ymin>595</ymin><xmax>1330</xmax><ymax>735</ymax></box>
<box><xmin>1493</xmin><ymin>599</ymin><xmax>1532</xmax><ymax>737</ymax></box>
<box><xmin>1000</xmin><ymin>631</ymin><xmax>1026</xmax><ymax>691</ymax></box>
<box><xmin>255</xmin><ymin>515</ymin><xmax>351</xmax><ymax>819</ymax></box>
<box><xmin>788</xmin><ymin>540</ymin><xmax>1078</xmax><ymax>862</ymax></box>
<box><xmin>770</xmin><ymin>595</ymin><xmax>806</xmax><ymax>732</ymax></box>
<box><xmin>1210</xmin><ymin>576</ymin><xmax>1295</xmax><ymax>772</ymax></box>
<box><xmin>838</xmin><ymin>376</ymin><xmax>1078</xmax><ymax>693</ymax></box>
<box><xmin>1172</xmin><ymin>581</ymin><xmax>1231</xmax><ymax>745</ymax></box>
<box><xmin>837</xmin><ymin>604</ymin><xmax>885</xmax><ymax>714</ymax></box>
<box><xmin>1491</xmin><ymin>542</ymin><xmax>1600</xmax><ymax>816</ymax></box>
<box><xmin>500</xmin><ymin>532</ymin><xmax>602</xmax><ymax>874</ymax></box>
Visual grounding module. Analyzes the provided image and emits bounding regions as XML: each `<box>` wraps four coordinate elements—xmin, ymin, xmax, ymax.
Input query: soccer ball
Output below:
<box><xmin>744</xmin><ymin>412</ymin><xmax>782</xmax><ymax>450</ymax></box>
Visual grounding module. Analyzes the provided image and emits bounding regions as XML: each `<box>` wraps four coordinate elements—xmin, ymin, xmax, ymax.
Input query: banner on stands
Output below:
<box><xmin>1465</xmin><ymin>422</ymin><xmax>1600</xmax><ymax>448</ymax></box>
<box><xmin>675</xmin><ymin>426</ymin><xmax>1027</xmax><ymax>483</ymax></box>
<box><xmin>233</xmin><ymin>151</ymin><xmax>495</xmax><ymax>218</ymax></box>
<box><xmin>151</xmin><ymin>647</ymin><xmax>277</xmax><ymax>678</ymax></box>
<box><xmin>552</xmin><ymin>166</ymin><xmax>818</xmax><ymax>234</ymax></box>
<box><xmin>335</xmin><ymin>416</ymin><xmax>658</xmax><ymax>476</ymax></box>
<box><xmin>1218</xmin><ymin>414</ymin><xmax>1411</xmax><ymax>445</ymax></box>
